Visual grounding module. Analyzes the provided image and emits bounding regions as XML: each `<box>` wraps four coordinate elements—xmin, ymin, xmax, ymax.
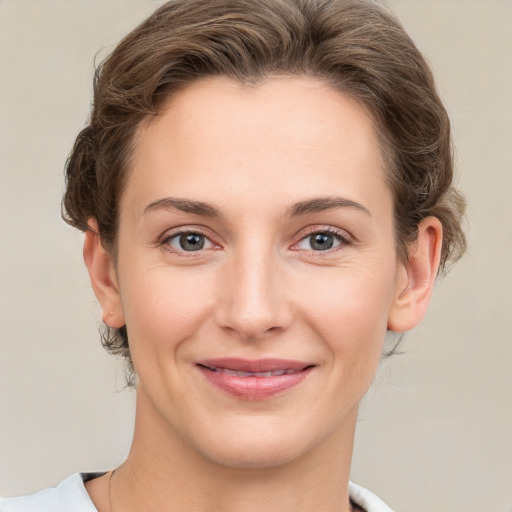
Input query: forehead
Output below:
<box><xmin>125</xmin><ymin>76</ymin><xmax>390</xmax><ymax>219</ymax></box>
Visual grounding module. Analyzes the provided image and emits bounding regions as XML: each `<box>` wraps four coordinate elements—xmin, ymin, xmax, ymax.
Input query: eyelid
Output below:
<box><xmin>290</xmin><ymin>225</ymin><xmax>353</xmax><ymax>252</ymax></box>
<box><xmin>159</xmin><ymin>226</ymin><xmax>222</xmax><ymax>255</ymax></box>
<box><xmin>157</xmin><ymin>224</ymin><xmax>352</xmax><ymax>255</ymax></box>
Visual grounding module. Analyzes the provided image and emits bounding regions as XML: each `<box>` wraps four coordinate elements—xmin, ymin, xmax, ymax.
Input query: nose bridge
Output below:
<box><xmin>216</xmin><ymin>238</ymin><xmax>291</xmax><ymax>339</ymax></box>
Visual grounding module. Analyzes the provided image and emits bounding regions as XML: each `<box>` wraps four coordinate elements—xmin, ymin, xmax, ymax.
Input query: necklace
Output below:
<box><xmin>108</xmin><ymin>468</ymin><xmax>116</xmax><ymax>512</ymax></box>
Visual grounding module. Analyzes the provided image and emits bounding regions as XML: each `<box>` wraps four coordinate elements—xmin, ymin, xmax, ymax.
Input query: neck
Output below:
<box><xmin>112</xmin><ymin>387</ymin><xmax>358</xmax><ymax>512</ymax></box>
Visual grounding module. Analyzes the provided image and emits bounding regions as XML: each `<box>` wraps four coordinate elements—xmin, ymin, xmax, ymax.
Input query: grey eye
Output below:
<box><xmin>295</xmin><ymin>231</ymin><xmax>344</xmax><ymax>252</ymax></box>
<box><xmin>179</xmin><ymin>233</ymin><xmax>204</xmax><ymax>251</ymax></box>
<box><xmin>168</xmin><ymin>232</ymin><xmax>212</xmax><ymax>252</ymax></box>
<box><xmin>309</xmin><ymin>233</ymin><xmax>335</xmax><ymax>251</ymax></box>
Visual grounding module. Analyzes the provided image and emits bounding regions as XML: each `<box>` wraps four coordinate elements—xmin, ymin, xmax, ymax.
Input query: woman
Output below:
<box><xmin>0</xmin><ymin>0</ymin><xmax>466</xmax><ymax>511</ymax></box>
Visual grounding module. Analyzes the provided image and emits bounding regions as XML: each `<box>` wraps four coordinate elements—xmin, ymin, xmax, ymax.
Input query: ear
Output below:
<box><xmin>387</xmin><ymin>217</ymin><xmax>443</xmax><ymax>333</ymax></box>
<box><xmin>83</xmin><ymin>219</ymin><xmax>125</xmax><ymax>328</ymax></box>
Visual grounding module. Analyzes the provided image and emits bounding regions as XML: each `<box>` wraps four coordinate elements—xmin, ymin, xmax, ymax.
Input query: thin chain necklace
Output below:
<box><xmin>108</xmin><ymin>468</ymin><xmax>115</xmax><ymax>512</ymax></box>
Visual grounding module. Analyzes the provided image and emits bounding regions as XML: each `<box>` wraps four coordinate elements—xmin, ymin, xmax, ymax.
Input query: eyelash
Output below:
<box><xmin>291</xmin><ymin>227</ymin><xmax>352</xmax><ymax>253</ymax></box>
<box><xmin>160</xmin><ymin>228</ymin><xmax>219</xmax><ymax>257</ymax></box>
<box><xmin>159</xmin><ymin>226</ymin><xmax>352</xmax><ymax>257</ymax></box>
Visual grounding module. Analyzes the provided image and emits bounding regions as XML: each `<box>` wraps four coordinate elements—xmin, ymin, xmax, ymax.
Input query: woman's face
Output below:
<box><xmin>107</xmin><ymin>77</ymin><xmax>410</xmax><ymax>468</ymax></box>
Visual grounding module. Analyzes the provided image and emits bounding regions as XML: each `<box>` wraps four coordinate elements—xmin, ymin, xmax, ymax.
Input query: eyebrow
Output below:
<box><xmin>144</xmin><ymin>197</ymin><xmax>221</xmax><ymax>217</ymax></box>
<box><xmin>143</xmin><ymin>195</ymin><xmax>371</xmax><ymax>218</ymax></box>
<box><xmin>288</xmin><ymin>197</ymin><xmax>371</xmax><ymax>217</ymax></box>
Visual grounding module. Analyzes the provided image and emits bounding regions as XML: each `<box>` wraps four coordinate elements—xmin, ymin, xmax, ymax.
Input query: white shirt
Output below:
<box><xmin>0</xmin><ymin>473</ymin><xmax>393</xmax><ymax>511</ymax></box>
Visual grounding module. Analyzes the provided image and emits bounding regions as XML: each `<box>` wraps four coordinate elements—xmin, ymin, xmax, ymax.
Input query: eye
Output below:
<box><xmin>165</xmin><ymin>231</ymin><xmax>217</xmax><ymax>252</ymax></box>
<box><xmin>295</xmin><ymin>230</ymin><xmax>349</xmax><ymax>252</ymax></box>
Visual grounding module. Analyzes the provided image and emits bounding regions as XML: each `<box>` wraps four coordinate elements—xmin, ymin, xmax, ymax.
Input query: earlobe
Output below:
<box><xmin>387</xmin><ymin>217</ymin><xmax>443</xmax><ymax>333</ymax></box>
<box><xmin>83</xmin><ymin>219</ymin><xmax>125</xmax><ymax>328</ymax></box>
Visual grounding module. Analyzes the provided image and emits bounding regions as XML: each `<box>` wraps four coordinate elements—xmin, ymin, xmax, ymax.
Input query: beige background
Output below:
<box><xmin>0</xmin><ymin>1</ymin><xmax>510</xmax><ymax>510</ymax></box>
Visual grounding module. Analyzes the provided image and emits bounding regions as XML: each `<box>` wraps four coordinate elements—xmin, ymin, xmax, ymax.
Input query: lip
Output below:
<box><xmin>196</xmin><ymin>358</ymin><xmax>315</xmax><ymax>400</ymax></box>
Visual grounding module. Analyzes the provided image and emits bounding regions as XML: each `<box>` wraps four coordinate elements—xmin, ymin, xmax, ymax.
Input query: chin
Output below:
<box><xmin>183</xmin><ymin>414</ymin><xmax>335</xmax><ymax>471</ymax></box>
<box><xmin>199</xmin><ymin>435</ymin><xmax>310</xmax><ymax>470</ymax></box>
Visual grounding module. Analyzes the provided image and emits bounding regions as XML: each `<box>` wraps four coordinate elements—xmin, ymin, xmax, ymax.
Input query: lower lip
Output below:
<box><xmin>197</xmin><ymin>366</ymin><xmax>313</xmax><ymax>400</ymax></box>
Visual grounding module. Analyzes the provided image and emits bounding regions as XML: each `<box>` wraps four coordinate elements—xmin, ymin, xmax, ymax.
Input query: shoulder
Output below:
<box><xmin>349</xmin><ymin>481</ymin><xmax>394</xmax><ymax>512</ymax></box>
<box><xmin>0</xmin><ymin>473</ymin><xmax>101</xmax><ymax>512</ymax></box>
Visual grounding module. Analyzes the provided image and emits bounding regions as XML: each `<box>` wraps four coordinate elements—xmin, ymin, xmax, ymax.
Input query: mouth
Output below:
<box><xmin>200</xmin><ymin>367</ymin><xmax>304</xmax><ymax>377</ymax></box>
<box><xmin>196</xmin><ymin>358</ymin><xmax>315</xmax><ymax>400</ymax></box>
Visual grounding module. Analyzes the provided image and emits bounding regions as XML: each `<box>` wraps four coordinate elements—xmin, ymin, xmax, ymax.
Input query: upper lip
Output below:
<box><xmin>196</xmin><ymin>358</ymin><xmax>314</xmax><ymax>373</ymax></box>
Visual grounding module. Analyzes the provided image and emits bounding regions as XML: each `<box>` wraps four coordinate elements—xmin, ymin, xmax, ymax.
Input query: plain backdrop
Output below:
<box><xmin>0</xmin><ymin>1</ymin><xmax>511</xmax><ymax>510</ymax></box>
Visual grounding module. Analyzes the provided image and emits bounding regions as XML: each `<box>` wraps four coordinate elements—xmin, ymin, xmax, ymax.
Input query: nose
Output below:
<box><xmin>215</xmin><ymin>247</ymin><xmax>293</xmax><ymax>341</ymax></box>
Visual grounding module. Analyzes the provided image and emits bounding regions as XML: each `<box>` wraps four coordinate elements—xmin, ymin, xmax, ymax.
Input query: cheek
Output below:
<box><xmin>118</xmin><ymin>263</ymin><xmax>217</xmax><ymax>356</ymax></box>
<box><xmin>295</xmin><ymin>262</ymin><xmax>396</xmax><ymax>367</ymax></box>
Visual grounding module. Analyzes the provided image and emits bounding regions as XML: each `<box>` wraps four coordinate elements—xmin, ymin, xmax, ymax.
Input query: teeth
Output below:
<box><xmin>211</xmin><ymin>367</ymin><xmax>299</xmax><ymax>377</ymax></box>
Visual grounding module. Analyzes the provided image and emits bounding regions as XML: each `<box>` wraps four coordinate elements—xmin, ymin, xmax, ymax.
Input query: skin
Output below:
<box><xmin>84</xmin><ymin>77</ymin><xmax>442</xmax><ymax>512</ymax></box>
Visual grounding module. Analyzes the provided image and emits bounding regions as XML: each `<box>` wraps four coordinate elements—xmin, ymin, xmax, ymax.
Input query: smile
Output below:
<box><xmin>196</xmin><ymin>358</ymin><xmax>315</xmax><ymax>400</ymax></box>
<box><xmin>201</xmin><ymin>367</ymin><xmax>304</xmax><ymax>377</ymax></box>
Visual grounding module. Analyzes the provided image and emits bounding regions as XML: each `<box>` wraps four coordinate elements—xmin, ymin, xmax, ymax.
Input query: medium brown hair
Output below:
<box><xmin>63</xmin><ymin>0</ymin><xmax>466</xmax><ymax>379</ymax></box>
